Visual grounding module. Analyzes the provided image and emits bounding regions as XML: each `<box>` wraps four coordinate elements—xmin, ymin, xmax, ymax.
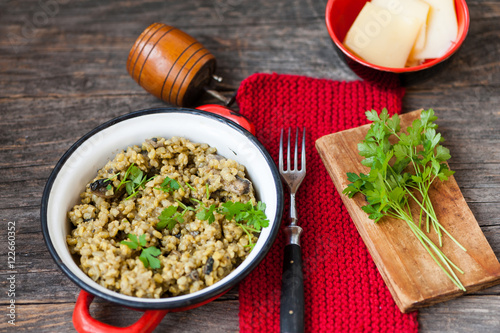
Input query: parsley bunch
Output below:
<box><xmin>121</xmin><ymin>234</ymin><xmax>161</xmax><ymax>269</ymax></box>
<box><xmin>344</xmin><ymin>108</ymin><xmax>466</xmax><ymax>291</ymax></box>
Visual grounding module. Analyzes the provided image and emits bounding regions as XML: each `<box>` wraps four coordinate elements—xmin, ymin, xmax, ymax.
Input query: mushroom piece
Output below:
<box><xmin>203</xmin><ymin>257</ymin><xmax>214</xmax><ymax>275</ymax></box>
<box><xmin>205</xmin><ymin>155</ymin><xmax>252</xmax><ymax>196</ymax></box>
<box><xmin>189</xmin><ymin>270</ymin><xmax>200</xmax><ymax>281</ymax></box>
<box><xmin>222</xmin><ymin>175</ymin><xmax>251</xmax><ymax>195</ymax></box>
<box><xmin>145</xmin><ymin>138</ymin><xmax>164</xmax><ymax>148</ymax></box>
<box><xmin>89</xmin><ymin>178</ymin><xmax>124</xmax><ymax>199</ymax></box>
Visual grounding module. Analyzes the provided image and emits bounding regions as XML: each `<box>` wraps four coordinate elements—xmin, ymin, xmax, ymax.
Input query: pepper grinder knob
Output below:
<box><xmin>127</xmin><ymin>23</ymin><xmax>219</xmax><ymax>107</ymax></box>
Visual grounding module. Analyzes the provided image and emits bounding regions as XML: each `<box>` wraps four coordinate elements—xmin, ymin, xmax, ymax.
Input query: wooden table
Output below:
<box><xmin>1</xmin><ymin>0</ymin><xmax>499</xmax><ymax>332</ymax></box>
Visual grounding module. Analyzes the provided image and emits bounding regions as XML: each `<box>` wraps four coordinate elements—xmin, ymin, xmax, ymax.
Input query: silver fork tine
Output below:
<box><xmin>302</xmin><ymin>128</ymin><xmax>306</xmax><ymax>172</ymax></box>
<box><xmin>294</xmin><ymin>128</ymin><xmax>299</xmax><ymax>171</ymax></box>
<box><xmin>281</xmin><ymin>128</ymin><xmax>306</xmax><ymax>173</ymax></box>
<box><xmin>287</xmin><ymin>128</ymin><xmax>291</xmax><ymax>172</ymax></box>
<box><xmin>279</xmin><ymin>128</ymin><xmax>284</xmax><ymax>173</ymax></box>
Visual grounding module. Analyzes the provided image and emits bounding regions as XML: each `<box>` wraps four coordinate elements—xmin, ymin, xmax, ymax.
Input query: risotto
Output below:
<box><xmin>66</xmin><ymin>136</ymin><xmax>267</xmax><ymax>298</ymax></box>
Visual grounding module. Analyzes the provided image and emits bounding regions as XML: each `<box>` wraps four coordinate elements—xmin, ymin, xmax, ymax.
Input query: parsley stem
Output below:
<box><xmin>412</xmin><ymin>224</ymin><xmax>465</xmax><ymax>290</ymax></box>
<box><xmin>190</xmin><ymin>198</ymin><xmax>202</xmax><ymax>204</ymax></box>
<box><xmin>237</xmin><ymin>223</ymin><xmax>259</xmax><ymax>233</ymax></box>
<box><xmin>117</xmin><ymin>163</ymin><xmax>134</xmax><ymax>191</ymax></box>
<box><xmin>105</xmin><ymin>173</ymin><xmax>120</xmax><ymax>182</ymax></box>
<box><xmin>393</xmin><ymin>205</ymin><xmax>465</xmax><ymax>289</ymax></box>
<box><xmin>175</xmin><ymin>199</ymin><xmax>188</xmax><ymax>210</ymax></box>
<box><xmin>186</xmin><ymin>183</ymin><xmax>196</xmax><ymax>192</ymax></box>
<box><xmin>237</xmin><ymin>223</ymin><xmax>257</xmax><ymax>248</ymax></box>
<box><xmin>405</xmin><ymin>189</ymin><xmax>466</xmax><ymax>252</ymax></box>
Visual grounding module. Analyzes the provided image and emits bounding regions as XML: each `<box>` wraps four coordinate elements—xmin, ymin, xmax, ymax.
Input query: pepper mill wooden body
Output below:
<box><xmin>127</xmin><ymin>23</ymin><xmax>216</xmax><ymax>107</ymax></box>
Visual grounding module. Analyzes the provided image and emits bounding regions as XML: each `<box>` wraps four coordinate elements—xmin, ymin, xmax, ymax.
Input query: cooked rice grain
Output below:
<box><xmin>67</xmin><ymin>137</ymin><xmax>258</xmax><ymax>298</ymax></box>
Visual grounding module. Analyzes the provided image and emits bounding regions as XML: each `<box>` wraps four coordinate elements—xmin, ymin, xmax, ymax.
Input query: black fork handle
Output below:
<box><xmin>280</xmin><ymin>225</ymin><xmax>304</xmax><ymax>333</ymax></box>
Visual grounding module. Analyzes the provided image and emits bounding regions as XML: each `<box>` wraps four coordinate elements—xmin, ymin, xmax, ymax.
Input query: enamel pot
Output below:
<box><xmin>41</xmin><ymin>105</ymin><xmax>283</xmax><ymax>332</ymax></box>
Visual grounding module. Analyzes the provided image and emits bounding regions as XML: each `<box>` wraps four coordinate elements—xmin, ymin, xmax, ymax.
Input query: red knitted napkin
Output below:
<box><xmin>236</xmin><ymin>73</ymin><xmax>418</xmax><ymax>332</ymax></box>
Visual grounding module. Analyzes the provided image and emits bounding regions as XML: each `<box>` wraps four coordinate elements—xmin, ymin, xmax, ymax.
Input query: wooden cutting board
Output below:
<box><xmin>315</xmin><ymin>110</ymin><xmax>500</xmax><ymax>313</ymax></box>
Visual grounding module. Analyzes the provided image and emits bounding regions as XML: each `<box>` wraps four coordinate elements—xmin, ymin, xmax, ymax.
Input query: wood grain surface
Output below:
<box><xmin>316</xmin><ymin>110</ymin><xmax>500</xmax><ymax>313</ymax></box>
<box><xmin>126</xmin><ymin>22</ymin><xmax>217</xmax><ymax>106</ymax></box>
<box><xmin>1</xmin><ymin>0</ymin><xmax>499</xmax><ymax>332</ymax></box>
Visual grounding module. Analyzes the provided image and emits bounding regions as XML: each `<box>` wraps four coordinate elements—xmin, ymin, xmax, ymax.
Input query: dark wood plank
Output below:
<box><xmin>418</xmin><ymin>295</ymin><xmax>500</xmax><ymax>333</ymax></box>
<box><xmin>0</xmin><ymin>298</ymin><xmax>240</xmax><ymax>332</ymax></box>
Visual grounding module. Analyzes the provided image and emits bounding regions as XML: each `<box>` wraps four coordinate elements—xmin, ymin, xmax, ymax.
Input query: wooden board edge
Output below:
<box><xmin>401</xmin><ymin>277</ymin><xmax>500</xmax><ymax>312</ymax></box>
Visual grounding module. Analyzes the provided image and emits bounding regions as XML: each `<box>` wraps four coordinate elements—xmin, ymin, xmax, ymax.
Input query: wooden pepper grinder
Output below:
<box><xmin>127</xmin><ymin>23</ymin><xmax>232</xmax><ymax>107</ymax></box>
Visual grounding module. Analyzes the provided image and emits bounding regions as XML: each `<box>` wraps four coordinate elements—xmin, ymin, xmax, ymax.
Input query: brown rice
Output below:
<box><xmin>66</xmin><ymin>136</ymin><xmax>259</xmax><ymax>298</ymax></box>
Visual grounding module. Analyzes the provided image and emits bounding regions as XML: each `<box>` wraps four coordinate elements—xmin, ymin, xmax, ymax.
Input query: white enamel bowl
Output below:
<box><xmin>41</xmin><ymin>107</ymin><xmax>283</xmax><ymax>318</ymax></box>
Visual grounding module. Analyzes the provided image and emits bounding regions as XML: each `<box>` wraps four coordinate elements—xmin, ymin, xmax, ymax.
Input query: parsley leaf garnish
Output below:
<box><xmin>116</xmin><ymin>163</ymin><xmax>156</xmax><ymax>200</ymax></box>
<box><xmin>193</xmin><ymin>200</ymin><xmax>268</xmax><ymax>249</ymax></box>
<box><xmin>196</xmin><ymin>204</ymin><xmax>217</xmax><ymax>224</ymax></box>
<box><xmin>220</xmin><ymin>201</ymin><xmax>269</xmax><ymax>231</ymax></box>
<box><xmin>120</xmin><ymin>233</ymin><xmax>161</xmax><ymax>269</ymax></box>
<box><xmin>156</xmin><ymin>200</ymin><xmax>195</xmax><ymax>231</ymax></box>
<box><xmin>157</xmin><ymin>205</ymin><xmax>184</xmax><ymax>230</ymax></box>
<box><xmin>120</xmin><ymin>233</ymin><xmax>144</xmax><ymax>250</ymax></box>
<box><xmin>139</xmin><ymin>246</ymin><xmax>161</xmax><ymax>269</ymax></box>
<box><xmin>343</xmin><ymin>108</ymin><xmax>466</xmax><ymax>291</ymax></box>
<box><xmin>156</xmin><ymin>176</ymin><xmax>181</xmax><ymax>193</ymax></box>
<box><xmin>218</xmin><ymin>201</ymin><xmax>269</xmax><ymax>249</ymax></box>
<box><xmin>153</xmin><ymin>180</ymin><xmax>270</xmax><ymax>249</ymax></box>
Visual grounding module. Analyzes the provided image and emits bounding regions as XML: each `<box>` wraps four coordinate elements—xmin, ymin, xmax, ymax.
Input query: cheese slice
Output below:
<box><xmin>411</xmin><ymin>0</ymin><xmax>458</xmax><ymax>60</ymax></box>
<box><xmin>371</xmin><ymin>0</ymin><xmax>430</xmax><ymax>53</ymax></box>
<box><xmin>343</xmin><ymin>2</ymin><xmax>422</xmax><ymax>68</ymax></box>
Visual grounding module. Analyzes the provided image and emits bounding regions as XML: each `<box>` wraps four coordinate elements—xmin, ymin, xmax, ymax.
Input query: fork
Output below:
<box><xmin>279</xmin><ymin>128</ymin><xmax>306</xmax><ymax>333</ymax></box>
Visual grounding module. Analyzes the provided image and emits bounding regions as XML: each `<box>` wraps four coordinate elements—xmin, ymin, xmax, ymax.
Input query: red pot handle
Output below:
<box><xmin>73</xmin><ymin>290</ymin><xmax>168</xmax><ymax>333</ymax></box>
<box><xmin>195</xmin><ymin>104</ymin><xmax>256</xmax><ymax>135</ymax></box>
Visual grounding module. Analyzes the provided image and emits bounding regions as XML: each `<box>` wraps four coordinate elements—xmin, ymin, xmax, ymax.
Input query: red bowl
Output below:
<box><xmin>325</xmin><ymin>0</ymin><xmax>470</xmax><ymax>85</ymax></box>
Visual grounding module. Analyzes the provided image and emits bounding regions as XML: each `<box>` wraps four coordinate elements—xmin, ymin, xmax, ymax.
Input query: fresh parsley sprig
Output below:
<box><xmin>198</xmin><ymin>200</ymin><xmax>269</xmax><ymax>248</ymax></box>
<box><xmin>156</xmin><ymin>195</ymin><xmax>269</xmax><ymax>249</ymax></box>
<box><xmin>219</xmin><ymin>201</ymin><xmax>269</xmax><ymax>249</ymax></box>
<box><xmin>156</xmin><ymin>200</ymin><xmax>195</xmax><ymax>231</ymax></box>
<box><xmin>116</xmin><ymin>163</ymin><xmax>156</xmax><ymax>200</ymax></box>
<box><xmin>155</xmin><ymin>176</ymin><xmax>181</xmax><ymax>193</ymax></box>
<box><xmin>220</xmin><ymin>201</ymin><xmax>269</xmax><ymax>231</ymax></box>
<box><xmin>196</xmin><ymin>203</ymin><xmax>217</xmax><ymax>224</ymax></box>
<box><xmin>121</xmin><ymin>234</ymin><xmax>161</xmax><ymax>269</ymax></box>
<box><xmin>157</xmin><ymin>206</ymin><xmax>183</xmax><ymax>231</ymax></box>
<box><xmin>343</xmin><ymin>108</ymin><xmax>466</xmax><ymax>291</ymax></box>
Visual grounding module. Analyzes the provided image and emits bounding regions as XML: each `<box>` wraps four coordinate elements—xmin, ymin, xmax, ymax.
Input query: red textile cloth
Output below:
<box><xmin>236</xmin><ymin>73</ymin><xmax>417</xmax><ymax>333</ymax></box>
